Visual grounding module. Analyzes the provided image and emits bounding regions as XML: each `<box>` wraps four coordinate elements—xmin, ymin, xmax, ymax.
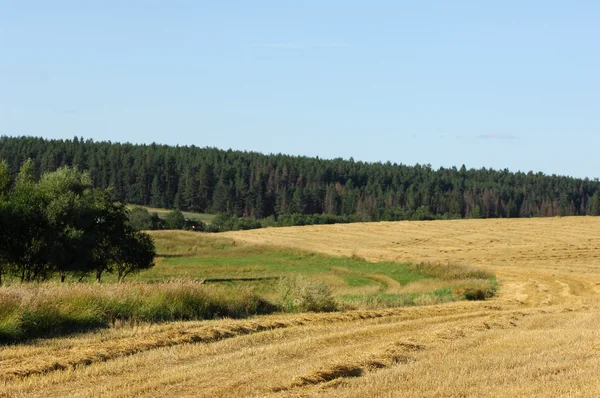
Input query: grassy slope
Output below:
<box><xmin>143</xmin><ymin>231</ymin><xmax>496</xmax><ymax>305</ymax></box>
<box><xmin>4</xmin><ymin>218</ymin><xmax>600</xmax><ymax>396</ymax></box>
<box><xmin>0</xmin><ymin>230</ymin><xmax>495</xmax><ymax>343</ymax></box>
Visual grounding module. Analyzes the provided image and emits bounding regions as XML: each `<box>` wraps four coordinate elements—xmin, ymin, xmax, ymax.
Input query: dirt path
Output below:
<box><xmin>2</xmin><ymin>217</ymin><xmax>600</xmax><ymax>397</ymax></box>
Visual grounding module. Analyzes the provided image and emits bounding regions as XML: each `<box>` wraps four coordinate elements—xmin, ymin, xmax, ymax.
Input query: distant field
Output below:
<box><xmin>126</xmin><ymin>205</ymin><xmax>215</xmax><ymax>224</ymax></box>
<box><xmin>0</xmin><ymin>232</ymin><xmax>495</xmax><ymax>345</ymax></box>
<box><xmin>140</xmin><ymin>231</ymin><xmax>495</xmax><ymax>307</ymax></box>
<box><xmin>4</xmin><ymin>217</ymin><xmax>600</xmax><ymax>397</ymax></box>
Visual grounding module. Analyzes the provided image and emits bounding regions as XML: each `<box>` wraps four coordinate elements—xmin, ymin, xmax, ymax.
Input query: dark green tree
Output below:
<box><xmin>128</xmin><ymin>206</ymin><xmax>153</xmax><ymax>231</ymax></box>
<box><xmin>1</xmin><ymin>136</ymin><xmax>600</xmax><ymax>225</ymax></box>
<box><xmin>165</xmin><ymin>209</ymin><xmax>185</xmax><ymax>229</ymax></box>
<box><xmin>150</xmin><ymin>175</ymin><xmax>164</xmax><ymax>208</ymax></box>
<box><xmin>114</xmin><ymin>228</ymin><xmax>156</xmax><ymax>282</ymax></box>
<box><xmin>591</xmin><ymin>192</ymin><xmax>600</xmax><ymax>216</ymax></box>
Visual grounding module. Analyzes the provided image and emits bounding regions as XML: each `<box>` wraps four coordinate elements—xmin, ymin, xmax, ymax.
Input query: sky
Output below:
<box><xmin>1</xmin><ymin>1</ymin><xmax>599</xmax><ymax>179</ymax></box>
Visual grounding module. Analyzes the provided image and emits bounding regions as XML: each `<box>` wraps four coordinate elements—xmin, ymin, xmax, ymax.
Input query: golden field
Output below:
<box><xmin>2</xmin><ymin>216</ymin><xmax>600</xmax><ymax>397</ymax></box>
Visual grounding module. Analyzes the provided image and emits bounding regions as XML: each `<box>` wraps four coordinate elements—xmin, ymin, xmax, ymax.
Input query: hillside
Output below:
<box><xmin>2</xmin><ymin>217</ymin><xmax>600</xmax><ymax>396</ymax></box>
<box><xmin>1</xmin><ymin>136</ymin><xmax>599</xmax><ymax>223</ymax></box>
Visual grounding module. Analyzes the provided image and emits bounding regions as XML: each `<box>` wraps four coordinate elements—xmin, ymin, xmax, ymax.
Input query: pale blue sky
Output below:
<box><xmin>1</xmin><ymin>1</ymin><xmax>599</xmax><ymax>178</ymax></box>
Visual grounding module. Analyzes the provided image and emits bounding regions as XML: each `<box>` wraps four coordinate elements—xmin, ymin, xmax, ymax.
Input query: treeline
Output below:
<box><xmin>128</xmin><ymin>207</ymin><xmax>206</xmax><ymax>231</ymax></box>
<box><xmin>1</xmin><ymin>136</ymin><xmax>599</xmax><ymax>222</ymax></box>
<box><xmin>0</xmin><ymin>160</ymin><xmax>156</xmax><ymax>284</ymax></box>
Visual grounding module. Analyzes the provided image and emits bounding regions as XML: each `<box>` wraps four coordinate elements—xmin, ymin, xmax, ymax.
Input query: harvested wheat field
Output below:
<box><xmin>3</xmin><ymin>216</ymin><xmax>600</xmax><ymax>397</ymax></box>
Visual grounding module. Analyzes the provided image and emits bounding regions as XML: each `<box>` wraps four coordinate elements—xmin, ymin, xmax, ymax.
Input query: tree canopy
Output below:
<box><xmin>0</xmin><ymin>161</ymin><xmax>156</xmax><ymax>284</ymax></box>
<box><xmin>1</xmin><ymin>136</ymin><xmax>599</xmax><ymax>223</ymax></box>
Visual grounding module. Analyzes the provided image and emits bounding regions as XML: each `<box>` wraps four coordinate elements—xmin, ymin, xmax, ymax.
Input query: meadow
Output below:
<box><xmin>1</xmin><ymin>217</ymin><xmax>600</xmax><ymax>397</ymax></box>
<box><xmin>0</xmin><ymin>232</ymin><xmax>494</xmax><ymax>344</ymax></box>
<box><xmin>145</xmin><ymin>231</ymin><xmax>495</xmax><ymax>304</ymax></box>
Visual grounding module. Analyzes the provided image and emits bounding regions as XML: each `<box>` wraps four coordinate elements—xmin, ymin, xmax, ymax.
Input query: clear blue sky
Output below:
<box><xmin>1</xmin><ymin>1</ymin><xmax>599</xmax><ymax>178</ymax></box>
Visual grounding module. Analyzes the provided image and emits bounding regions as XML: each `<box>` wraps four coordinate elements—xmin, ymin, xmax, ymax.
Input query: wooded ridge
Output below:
<box><xmin>1</xmin><ymin>136</ymin><xmax>598</xmax><ymax>221</ymax></box>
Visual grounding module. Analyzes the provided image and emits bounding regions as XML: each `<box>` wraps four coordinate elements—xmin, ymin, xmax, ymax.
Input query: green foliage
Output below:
<box><xmin>0</xmin><ymin>162</ymin><xmax>156</xmax><ymax>284</ymax></box>
<box><xmin>1</xmin><ymin>136</ymin><xmax>599</xmax><ymax>223</ymax></box>
<box><xmin>591</xmin><ymin>192</ymin><xmax>600</xmax><ymax>216</ymax></box>
<box><xmin>209</xmin><ymin>213</ymin><xmax>262</xmax><ymax>232</ymax></box>
<box><xmin>411</xmin><ymin>205</ymin><xmax>434</xmax><ymax>221</ymax></box>
<box><xmin>165</xmin><ymin>209</ymin><xmax>185</xmax><ymax>230</ymax></box>
<box><xmin>113</xmin><ymin>229</ymin><xmax>156</xmax><ymax>282</ymax></box>
<box><xmin>278</xmin><ymin>275</ymin><xmax>337</xmax><ymax>313</ymax></box>
<box><xmin>0</xmin><ymin>282</ymin><xmax>276</xmax><ymax>343</ymax></box>
<box><xmin>0</xmin><ymin>160</ymin><xmax>11</xmax><ymax>197</ymax></box>
<box><xmin>128</xmin><ymin>206</ymin><xmax>153</xmax><ymax>230</ymax></box>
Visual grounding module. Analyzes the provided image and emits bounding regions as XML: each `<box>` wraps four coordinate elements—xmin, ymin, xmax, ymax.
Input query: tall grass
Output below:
<box><xmin>339</xmin><ymin>288</ymin><xmax>458</xmax><ymax>309</ymax></box>
<box><xmin>0</xmin><ymin>242</ymin><xmax>498</xmax><ymax>343</ymax></box>
<box><xmin>0</xmin><ymin>281</ymin><xmax>276</xmax><ymax>344</ymax></box>
<box><xmin>278</xmin><ymin>275</ymin><xmax>337</xmax><ymax>313</ymax></box>
<box><xmin>410</xmin><ymin>262</ymin><xmax>498</xmax><ymax>300</ymax></box>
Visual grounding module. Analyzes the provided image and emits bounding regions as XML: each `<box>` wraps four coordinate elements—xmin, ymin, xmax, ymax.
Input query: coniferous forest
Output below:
<box><xmin>1</xmin><ymin>136</ymin><xmax>599</xmax><ymax>225</ymax></box>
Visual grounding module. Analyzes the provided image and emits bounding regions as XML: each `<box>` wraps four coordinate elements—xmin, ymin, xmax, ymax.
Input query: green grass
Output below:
<box><xmin>129</xmin><ymin>238</ymin><xmax>426</xmax><ymax>287</ymax></box>
<box><xmin>131</xmin><ymin>231</ymin><xmax>497</xmax><ymax>304</ymax></box>
<box><xmin>342</xmin><ymin>274</ymin><xmax>375</xmax><ymax>287</ymax></box>
<box><xmin>0</xmin><ymin>231</ymin><xmax>497</xmax><ymax>343</ymax></box>
<box><xmin>0</xmin><ymin>282</ymin><xmax>276</xmax><ymax>344</ymax></box>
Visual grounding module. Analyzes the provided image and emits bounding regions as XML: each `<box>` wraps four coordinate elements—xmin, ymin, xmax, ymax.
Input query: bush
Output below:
<box><xmin>464</xmin><ymin>287</ymin><xmax>495</xmax><ymax>301</ymax></box>
<box><xmin>183</xmin><ymin>220</ymin><xmax>206</xmax><ymax>232</ymax></box>
<box><xmin>278</xmin><ymin>275</ymin><xmax>337</xmax><ymax>313</ymax></box>
<box><xmin>165</xmin><ymin>210</ymin><xmax>185</xmax><ymax>230</ymax></box>
<box><xmin>128</xmin><ymin>206</ymin><xmax>153</xmax><ymax>231</ymax></box>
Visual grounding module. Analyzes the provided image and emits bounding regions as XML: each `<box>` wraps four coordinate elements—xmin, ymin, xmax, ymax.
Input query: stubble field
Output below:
<box><xmin>2</xmin><ymin>216</ymin><xmax>600</xmax><ymax>397</ymax></box>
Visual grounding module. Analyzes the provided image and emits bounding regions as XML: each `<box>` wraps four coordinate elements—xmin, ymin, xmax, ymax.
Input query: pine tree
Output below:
<box><xmin>0</xmin><ymin>160</ymin><xmax>11</xmax><ymax>197</ymax></box>
<box><xmin>197</xmin><ymin>163</ymin><xmax>214</xmax><ymax>212</ymax></box>
<box><xmin>212</xmin><ymin>173</ymin><xmax>230</xmax><ymax>213</ymax></box>
<box><xmin>591</xmin><ymin>192</ymin><xmax>600</xmax><ymax>216</ymax></box>
<box><xmin>291</xmin><ymin>186</ymin><xmax>306</xmax><ymax>214</ymax></box>
<box><xmin>150</xmin><ymin>175</ymin><xmax>164</xmax><ymax>208</ymax></box>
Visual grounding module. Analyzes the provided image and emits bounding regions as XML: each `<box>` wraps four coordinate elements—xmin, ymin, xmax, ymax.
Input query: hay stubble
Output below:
<box><xmin>2</xmin><ymin>217</ymin><xmax>600</xmax><ymax>397</ymax></box>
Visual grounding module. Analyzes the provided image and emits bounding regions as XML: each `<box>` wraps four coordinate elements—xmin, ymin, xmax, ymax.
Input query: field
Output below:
<box><xmin>0</xmin><ymin>233</ymin><xmax>493</xmax><ymax>344</ymax></box>
<box><xmin>141</xmin><ymin>231</ymin><xmax>495</xmax><ymax>307</ymax></box>
<box><xmin>2</xmin><ymin>217</ymin><xmax>600</xmax><ymax>397</ymax></box>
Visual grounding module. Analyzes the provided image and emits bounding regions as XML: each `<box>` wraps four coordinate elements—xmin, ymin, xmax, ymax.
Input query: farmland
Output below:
<box><xmin>0</xmin><ymin>232</ymin><xmax>494</xmax><ymax>344</ymax></box>
<box><xmin>142</xmin><ymin>231</ymin><xmax>495</xmax><ymax>307</ymax></box>
<box><xmin>2</xmin><ymin>217</ymin><xmax>600</xmax><ymax>396</ymax></box>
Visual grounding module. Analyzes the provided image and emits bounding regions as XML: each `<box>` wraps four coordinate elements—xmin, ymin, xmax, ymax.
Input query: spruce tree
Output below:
<box><xmin>150</xmin><ymin>175</ymin><xmax>164</xmax><ymax>208</ymax></box>
<box><xmin>591</xmin><ymin>192</ymin><xmax>600</xmax><ymax>216</ymax></box>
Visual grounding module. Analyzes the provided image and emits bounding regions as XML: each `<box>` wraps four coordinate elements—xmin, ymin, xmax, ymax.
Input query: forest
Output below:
<box><xmin>1</xmin><ymin>136</ymin><xmax>599</xmax><ymax>224</ymax></box>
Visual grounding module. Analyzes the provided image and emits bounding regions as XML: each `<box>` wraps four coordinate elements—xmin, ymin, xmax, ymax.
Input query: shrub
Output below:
<box><xmin>128</xmin><ymin>206</ymin><xmax>153</xmax><ymax>231</ymax></box>
<box><xmin>165</xmin><ymin>210</ymin><xmax>185</xmax><ymax>230</ymax></box>
<box><xmin>464</xmin><ymin>287</ymin><xmax>495</xmax><ymax>301</ymax></box>
<box><xmin>278</xmin><ymin>275</ymin><xmax>337</xmax><ymax>313</ymax></box>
